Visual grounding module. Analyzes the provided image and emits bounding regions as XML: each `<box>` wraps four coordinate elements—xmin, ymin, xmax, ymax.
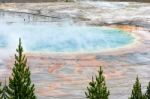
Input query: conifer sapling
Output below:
<box><xmin>85</xmin><ymin>66</ymin><xmax>109</xmax><ymax>99</ymax></box>
<box><xmin>7</xmin><ymin>38</ymin><xmax>36</xmax><ymax>99</ymax></box>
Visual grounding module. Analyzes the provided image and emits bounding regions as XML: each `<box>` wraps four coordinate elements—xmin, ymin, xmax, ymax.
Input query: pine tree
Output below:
<box><xmin>7</xmin><ymin>38</ymin><xmax>36</xmax><ymax>99</ymax></box>
<box><xmin>1</xmin><ymin>85</ymin><xmax>10</xmax><ymax>99</ymax></box>
<box><xmin>85</xmin><ymin>66</ymin><xmax>109</xmax><ymax>99</ymax></box>
<box><xmin>0</xmin><ymin>79</ymin><xmax>10</xmax><ymax>99</ymax></box>
<box><xmin>145</xmin><ymin>82</ymin><xmax>150</xmax><ymax>99</ymax></box>
<box><xmin>129</xmin><ymin>76</ymin><xmax>143</xmax><ymax>99</ymax></box>
<box><xmin>0</xmin><ymin>82</ymin><xmax>2</xmax><ymax>98</ymax></box>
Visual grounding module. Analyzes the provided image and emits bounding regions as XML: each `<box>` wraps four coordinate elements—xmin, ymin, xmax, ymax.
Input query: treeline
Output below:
<box><xmin>85</xmin><ymin>66</ymin><xmax>150</xmax><ymax>99</ymax></box>
<box><xmin>0</xmin><ymin>0</ymin><xmax>72</xmax><ymax>3</ymax></box>
<box><xmin>0</xmin><ymin>39</ymin><xmax>149</xmax><ymax>99</ymax></box>
<box><xmin>105</xmin><ymin>0</ymin><xmax>150</xmax><ymax>2</ymax></box>
<box><xmin>1</xmin><ymin>0</ymin><xmax>150</xmax><ymax>3</ymax></box>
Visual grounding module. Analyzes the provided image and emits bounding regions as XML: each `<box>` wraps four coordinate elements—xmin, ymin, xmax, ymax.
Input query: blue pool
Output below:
<box><xmin>0</xmin><ymin>22</ymin><xmax>134</xmax><ymax>53</ymax></box>
<box><xmin>0</xmin><ymin>11</ymin><xmax>135</xmax><ymax>53</ymax></box>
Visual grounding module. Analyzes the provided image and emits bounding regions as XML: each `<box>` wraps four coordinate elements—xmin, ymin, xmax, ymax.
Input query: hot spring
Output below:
<box><xmin>0</xmin><ymin>11</ymin><xmax>135</xmax><ymax>53</ymax></box>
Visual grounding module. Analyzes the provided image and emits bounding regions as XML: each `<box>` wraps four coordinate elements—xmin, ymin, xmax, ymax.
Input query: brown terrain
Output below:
<box><xmin>0</xmin><ymin>0</ymin><xmax>150</xmax><ymax>3</ymax></box>
<box><xmin>0</xmin><ymin>1</ymin><xmax>149</xmax><ymax>99</ymax></box>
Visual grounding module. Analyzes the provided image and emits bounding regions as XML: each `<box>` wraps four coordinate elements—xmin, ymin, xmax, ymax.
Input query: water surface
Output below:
<box><xmin>0</xmin><ymin>22</ymin><xmax>134</xmax><ymax>53</ymax></box>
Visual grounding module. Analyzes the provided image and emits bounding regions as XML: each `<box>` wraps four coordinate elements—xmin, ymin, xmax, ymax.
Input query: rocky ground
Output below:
<box><xmin>0</xmin><ymin>2</ymin><xmax>150</xmax><ymax>27</ymax></box>
<box><xmin>0</xmin><ymin>1</ymin><xmax>150</xmax><ymax>99</ymax></box>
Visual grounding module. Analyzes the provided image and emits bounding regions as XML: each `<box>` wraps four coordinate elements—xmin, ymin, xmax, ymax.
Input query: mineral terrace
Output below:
<box><xmin>0</xmin><ymin>1</ymin><xmax>150</xmax><ymax>99</ymax></box>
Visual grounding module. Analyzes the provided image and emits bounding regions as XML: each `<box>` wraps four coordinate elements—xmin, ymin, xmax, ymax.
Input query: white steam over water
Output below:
<box><xmin>0</xmin><ymin>11</ymin><xmax>135</xmax><ymax>53</ymax></box>
<box><xmin>0</xmin><ymin>22</ymin><xmax>134</xmax><ymax>53</ymax></box>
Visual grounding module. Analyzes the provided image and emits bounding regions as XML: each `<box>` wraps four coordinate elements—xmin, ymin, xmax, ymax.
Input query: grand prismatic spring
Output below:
<box><xmin>0</xmin><ymin>1</ymin><xmax>150</xmax><ymax>99</ymax></box>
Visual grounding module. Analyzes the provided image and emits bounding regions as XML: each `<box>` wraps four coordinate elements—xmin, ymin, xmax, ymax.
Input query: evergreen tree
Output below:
<box><xmin>1</xmin><ymin>85</ymin><xmax>9</xmax><ymax>99</ymax></box>
<box><xmin>145</xmin><ymin>82</ymin><xmax>150</xmax><ymax>99</ymax></box>
<box><xmin>85</xmin><ymin>66</ymin><xmax>109</xmax><ymax>99</ymax></box>
<box><xmin>7</xmin><ymin>38</ymin><xmax>36</xmax><ymax>99</ymax></box>
<box><xmin>129</xmin><ymin>76</ymin><xmax>143</xmax><ymax>99</ymax></box>
<box><xmin>0</xmin><ymin>79</ymin><xmax>10</xmax><ymax>99</ymax></box>
<box><xmin>0</xmin><ymin>82</ymin><xmax>2</xmax><ymax>98</ymax></box>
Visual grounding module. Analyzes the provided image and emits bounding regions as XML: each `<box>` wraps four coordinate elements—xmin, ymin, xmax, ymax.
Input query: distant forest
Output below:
<box><xmin>107</xmin><ymin>0</ymin><xmax>150</xmax><ymax>2</ymax></box>
<box><xmin>0</xmin><ymin>0</ymin><xmax>150</xmax><ymax>3</ymax></box>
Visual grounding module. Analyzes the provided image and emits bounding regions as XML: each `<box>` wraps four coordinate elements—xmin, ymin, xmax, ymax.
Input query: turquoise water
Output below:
<box><xmin>0</xmin><ymin>22</ymin><xmax>134</xmax><ymax>53</ymax></box>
